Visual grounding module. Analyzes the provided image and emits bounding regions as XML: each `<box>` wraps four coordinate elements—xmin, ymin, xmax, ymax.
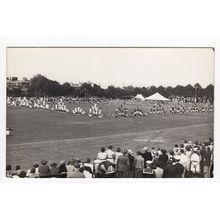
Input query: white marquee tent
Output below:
<box><xmin>133</xmin><ymin>94</ymin><xmax>145</xmax><ymax>101</ymax></box>
<box><xmin>145</xmin><ymin>92</ymin><xmax>170</xmax><ymax>101</ymax></box>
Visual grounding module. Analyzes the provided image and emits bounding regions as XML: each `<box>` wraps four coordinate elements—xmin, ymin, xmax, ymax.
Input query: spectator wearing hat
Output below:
<box><xmin>116</xmin><ymin>150</ymin><xmax>130</xmax><ymax>178</ymax></box>
<box><xmin>133</xmin><ymin>151</ymin><xmax>144</xmax><ymax>178</ymax></box>
<box><xmin>67</xmin><ymin>163</ymin><xmax>85</xmax><ymax>178</ymax></box>
<box><xmin>38</xmin><ymin>160</ymin><xmax>50</xmax><ymax>178</ymax></box>
<box><xmin>159</xmin><ymin>149</ymin><xmax>169</xmax><ymax>169</ymax></box>
<box><xmin>173</xmin><ymin>155</ymin><xmax>184</xmax><ymax>178</ymax></box>
<box><xmin>141</xmin><ymin>146</ymin><xmax>153</xmax><ymax>168</ymax></box>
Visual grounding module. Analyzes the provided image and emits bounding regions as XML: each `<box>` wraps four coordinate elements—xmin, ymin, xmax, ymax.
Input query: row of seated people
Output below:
<box><xmin>169</xmin><ymin>106</ymin><xmax>188</xmax><ymax>114</ymax></box>
<box><xmin>113</xmin><ymin>106</ymin><xmax>129</xmax><ymax>117</ymax></box>
<box><xmin>51</xmin><ymin>103</ymin><xmax>70</xmax><ymax>112</ymax></box>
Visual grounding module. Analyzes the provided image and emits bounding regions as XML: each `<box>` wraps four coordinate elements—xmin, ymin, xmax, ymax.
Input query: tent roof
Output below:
<box><xmin>134</xmin><ymin>94</ymin><xmax>145</xmax><ymax>101</ymax></box>
<box><xmin>145</xmin><ymin>92</ymin><xmax>170</xmax><ymax>101</ymax></box>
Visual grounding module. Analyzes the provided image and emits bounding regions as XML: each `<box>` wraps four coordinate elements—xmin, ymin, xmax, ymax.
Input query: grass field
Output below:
<box><xmin>6</xmin><ymin>106</ymin><xmax>214</xmax><ymax>169</ymax></box>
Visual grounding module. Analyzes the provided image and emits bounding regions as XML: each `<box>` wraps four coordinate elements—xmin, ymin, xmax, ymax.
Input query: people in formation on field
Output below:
<box><xmin>51</xmin><ymin>101</ymin><xmax>69</xmax><ymax>112</ymax></box>
<box><xmin>113</xmin><ymin>105</ymin><xmax>129</xmax><ymax>117</ymax></box>
<box><xmin>6</xmin><ymin>137</ymin><xmax>214</xmax><ymax>178</ymax></box>
<box><xmin>188</xmin><ymin>103</ymin><xmax>199</xmax><ymax>113</ymax></box>
<box><xmin>72</xmin><ymin>106</ymin><xmax>85</xmax><ymax>115</ymax></box>
<box><xmin>88</xmin><ymin>103</ymin><xmax>103</xmax><ymax>118</ymax></box>
<box><xmin>7</xmin><ymin>96</ymin><xmax>214</xmax><ymax>119</ymax></box>
<box><xmin>132</xmin><ymin>108</ymin><xmax>144</xmax><ymax>116</ymax></box>
<box><xmin>169</xmin><ymin>105</ymin><xmax>188</xmax><ymax>114</ymax></box>
<box><xmin>148</xmin><ymin>105</ymin><xmax>167</xmax><ymax>116</ymax></box>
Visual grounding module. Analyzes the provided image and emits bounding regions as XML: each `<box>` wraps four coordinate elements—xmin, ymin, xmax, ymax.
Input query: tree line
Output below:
<box><xmin>7</xmin><ymin>74</ymin><xmax>214</xmax><ymax>103</ymax></box>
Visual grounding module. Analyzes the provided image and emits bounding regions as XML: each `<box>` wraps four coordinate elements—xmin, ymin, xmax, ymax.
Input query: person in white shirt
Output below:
<box><xmin>190</xmin><ymin>147</ymin><xmax>200</xmax><ymax>173</ymax></box>
<box><xmin>106</xmin><ymin>145</ymin><xmax>115</xmax><ymax>162</ymax></box>
<box><xmin>97</xmin><ymin>147</ymin><xmax>108</xmax><ymax>160</ymax></box>
<box><xmin>179</xmin><ymin>149</ymin><xmax>188</xmax><ymax>170</ymax></box>
<box><xmin>113</xmin><ymin>147</ymin><xmax>123</xmax><ymax>164</ymax></box>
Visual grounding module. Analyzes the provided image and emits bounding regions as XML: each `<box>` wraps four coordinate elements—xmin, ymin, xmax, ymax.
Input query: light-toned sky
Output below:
<box><xmin>7</xmin><ymin>47</ymin><xmax>214</xmax><ymax>88</ymax></box>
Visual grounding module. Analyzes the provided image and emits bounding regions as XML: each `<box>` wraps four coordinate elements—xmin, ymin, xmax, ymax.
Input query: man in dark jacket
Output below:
<box><xmin>38</xmin><ymin>160</ymin><xmax>50</xmax><ymax>178</ymax></box>
<box><xmin>159</xmin><ymin>149</ymin><xmax>169</xmax><ymax>169</ymax></box>
<box><xmin>141</xmin><ymin>146</ymin><xmax>153</xmax><ymax>168</ymax></box>
<box><xmin>173</xmin><ymin>156</ymin><xmax>184</xmax><ymax>178</ymax></box>
<box><xmin>116</xmin><ymin>150</ymin><xmax>130</xmax><ymax>178</ymax></box>
<box><xmin>163</xmin><ymin>161</ymin><xmax>175</xmax><ymax>178</ymax></box>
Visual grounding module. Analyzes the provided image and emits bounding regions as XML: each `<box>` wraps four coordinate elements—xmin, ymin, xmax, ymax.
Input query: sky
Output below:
<box><xmin>7</xmin><ymin>47</ymin><xmax>214</xmax><ymax>88</ymax></box>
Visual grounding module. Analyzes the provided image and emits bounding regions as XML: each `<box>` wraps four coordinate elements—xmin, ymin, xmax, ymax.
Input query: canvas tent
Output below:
<box><xmin>145</xmin><ymin>92</ymin><xmax>170</xmax><ymax>101</ymax></box>
<box><xmin>133</xmin><ymin>94</ymin><xmax>145</xmax><ymax>101</ymax></box>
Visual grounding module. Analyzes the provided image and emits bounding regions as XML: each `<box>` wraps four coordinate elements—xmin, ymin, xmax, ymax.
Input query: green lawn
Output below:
<box><xmin>6</xmin><ymin>106</ymin><xmax>214</xmax><ymax>169</ymax></box>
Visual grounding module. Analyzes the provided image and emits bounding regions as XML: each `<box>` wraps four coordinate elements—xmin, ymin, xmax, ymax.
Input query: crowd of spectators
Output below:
<box><xmin>6</xmin><ymin>137</ymin><xmax>214</xmax><ymax>178</ymax></box>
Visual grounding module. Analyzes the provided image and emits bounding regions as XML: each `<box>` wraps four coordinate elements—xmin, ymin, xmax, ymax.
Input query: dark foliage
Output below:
<box><xmin>7</xmin><ymin>74</ymin><xmax>214</xmax><ymax>103</ymax></box>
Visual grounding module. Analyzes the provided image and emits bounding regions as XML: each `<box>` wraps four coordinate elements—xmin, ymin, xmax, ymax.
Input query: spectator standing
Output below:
<box><xmin>190</xmin><ymin>147</ymin><xmax>200</xmax><ymax>175</ymax></box>
<box><xmin>173</xmin><ymin>156</ymin><xmax>184</xmax><ymax>178</ymax></box>
<box><xmin>179</xmin><ymin>149</ymin><xmax>188</xmax><ymax>170</ymax></box>
<box><xmin>159</xmin><ymin>149</ymin><xmax>168</xmax><ymax>169</ymax></box>
<box><xmin>116</xmin><ymin>150</ymin><xmax>130</xmax><ymax>178</ymax></box>
<box><xmin>153</xmin><ymin>161</ymin><xmax>164</xmax><ymax>178</ymax></box>
<box><xmin>163</xmin><ymin>161</ymin><xmax>175</xmax><ymax>178</ymax></box>
<box><xmin>133</xmin><ymin>151</ymin><xmax>144</xmax><ymax>178</ymax></box>
<box><xmin>113</xmin><ymin>147</ymin><xmax>123</xmax><ymax>164</ymax></box>
<box><xmin>203</xmin><ymin>147</ymin><xmax>212</xmax><ymax>178</ymax></box>
<box><xmin>127</xmin><ymin>150</ymin><xmax>135</xmax><ymax>178</ymax></box>
<box><xmin>106</xmin><ymin>145</ymin><xmax>115</xmax><ymax>162</ymax></box>
<box><xmin>141</xmin><ymin>146</ymin><xmax>153</xmax><ymax>168</ymax></box>
<box><xmin>185</xmin><ymin>145</ymin><xmax>192</xmax><ymax>172</ymax></box>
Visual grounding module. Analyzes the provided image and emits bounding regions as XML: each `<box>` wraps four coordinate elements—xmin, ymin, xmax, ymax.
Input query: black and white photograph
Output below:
<box><xmin>6</xmin><ymin>47</ymin><xmax>214</xmax><ymax>179</ymax></box>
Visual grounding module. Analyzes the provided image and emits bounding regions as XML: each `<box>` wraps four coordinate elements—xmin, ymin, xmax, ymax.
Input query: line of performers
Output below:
<box><xmin>7</xmin><ymin>97</ymin><xmax>214</xmax><ymax>118</ymax></box>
